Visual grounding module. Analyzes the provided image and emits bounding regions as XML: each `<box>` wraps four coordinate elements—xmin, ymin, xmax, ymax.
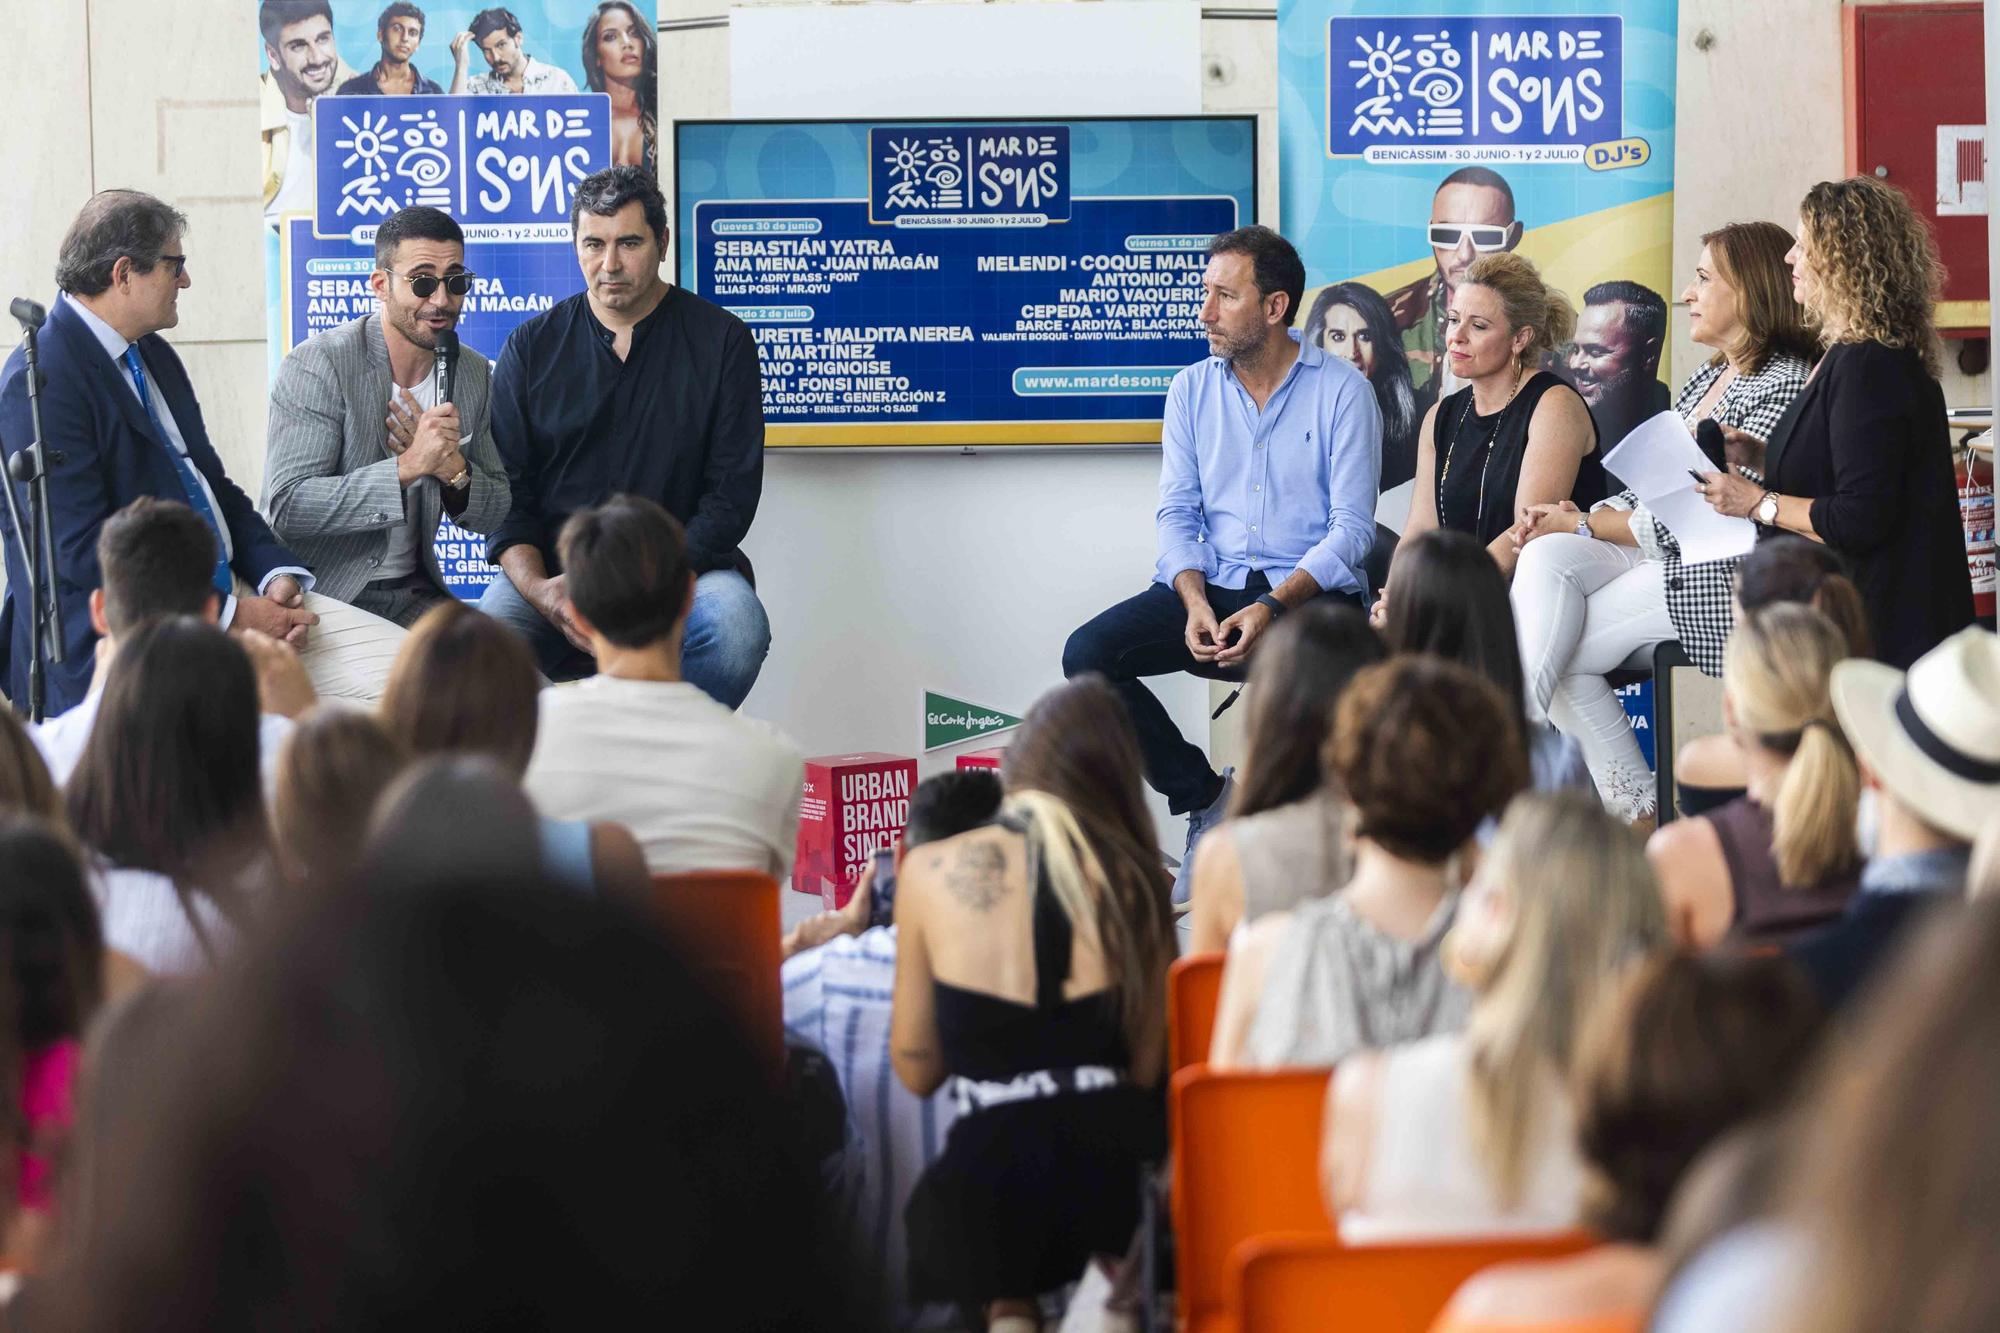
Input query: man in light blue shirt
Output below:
<box><xmin>1064</xmin><ymin>226</ymin><xmax>1381</xmax><ymax>891</ymax></box>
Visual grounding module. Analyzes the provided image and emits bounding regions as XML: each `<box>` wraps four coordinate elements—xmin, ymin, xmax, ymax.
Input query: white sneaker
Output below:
<box><xmin>1171</xmin><ymin>766</ymin><xmax>1234</xmax><ymax>905</ymax></box>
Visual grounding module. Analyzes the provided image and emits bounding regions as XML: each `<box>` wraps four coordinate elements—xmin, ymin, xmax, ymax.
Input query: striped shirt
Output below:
<box><xmin>782</xmin><ymin>926</ymin><xmax>960</xmax><ymax>1328</ymax></box>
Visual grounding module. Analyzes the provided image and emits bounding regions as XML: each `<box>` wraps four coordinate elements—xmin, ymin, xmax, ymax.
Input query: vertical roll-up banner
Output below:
<box><xmin>1280</xmin><ymin>1</ymin><xmax>1677</xmax><ymax>498</ymax></box>
<box><xmin>1282</xmin><ymin>1</ymin><xmax>1675</xmax><ymax>762</ymax></box>
<box><xmin>257</xmin><ymin>0</ymin><xmax>658</xmax><ymax>598</ymax></box>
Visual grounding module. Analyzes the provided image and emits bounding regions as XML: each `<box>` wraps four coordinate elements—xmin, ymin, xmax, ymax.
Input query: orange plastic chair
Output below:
<box><xmin>1232</xmin><ymin>1231</ymin><xmax>1597</xmax><ymax>1332</ymax></box>
<box><xmin>1170</xmin><ymin>952</ymin><xmax>1226</xmax><ymax>1072</ymax></box>
<box><xmin>650</xmin><ymin>870</ymin><xmax>784</xmax><ymax>1077</ymax></box>
<box><xmin>1171</xmin><ymin>1066</ymin><xmax>1334</xmax><ymax>1333</ymax></box>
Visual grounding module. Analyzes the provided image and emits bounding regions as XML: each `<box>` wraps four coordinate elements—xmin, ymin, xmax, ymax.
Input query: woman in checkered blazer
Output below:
<box><xmin>1506</xmin><ymin>224</ymin><xmax>1818</xmax><ymax>824</ymax></box>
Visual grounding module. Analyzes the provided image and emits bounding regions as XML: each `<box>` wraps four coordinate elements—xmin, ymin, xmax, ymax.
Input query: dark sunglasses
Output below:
<box><xmin>383</xmin><ymin>268</ymin><xmax>475</xmax><ymax>298</ymax></box>
<box><xmin>157</xmin><ymin>254</ymin><xmax>188</xmax><ymax>279</ymax></box>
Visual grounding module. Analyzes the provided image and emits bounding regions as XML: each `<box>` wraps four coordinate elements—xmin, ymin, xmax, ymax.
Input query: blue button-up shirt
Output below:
<box><xmin>1154</xmin><ymin>330</ymin><xmax>1381</xmax><ymax>595</ymax></box>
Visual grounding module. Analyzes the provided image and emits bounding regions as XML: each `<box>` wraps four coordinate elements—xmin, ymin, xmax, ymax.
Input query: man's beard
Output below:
<box><xmin>1210</xmin><ymin>327</ymin><xmax>1261</xmax><ymax>363</ymax></box>
<box><xmin>391</xmin><ymin>305</ymin><xmax>448</xmax><ymax>350</ymax></box>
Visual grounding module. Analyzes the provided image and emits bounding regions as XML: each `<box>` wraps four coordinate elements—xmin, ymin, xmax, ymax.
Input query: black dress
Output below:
<box><xmin>1434</xmin><ymin>371</ymin><xmax>1605</xmax><ymax>546</ymax></box>
<box><xmin>1760</xmin><ymin>340</ymin><xmax>1974</xmax><ymax>669</ymax></box>
<box><xmin>904</xmin><ymin>834</ymin><xmax>1165</xmax><ymax>1306</ymax></box>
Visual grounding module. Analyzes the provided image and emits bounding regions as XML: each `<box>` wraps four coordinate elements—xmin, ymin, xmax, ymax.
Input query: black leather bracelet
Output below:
<box><xmin>1254</xmin><ymin>592</ymin><xmax>1286</xmax><ymax>618</ymax></box>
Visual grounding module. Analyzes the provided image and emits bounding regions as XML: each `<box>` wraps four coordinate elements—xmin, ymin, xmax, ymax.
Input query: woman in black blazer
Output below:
<box><xmin>1698</xmin><ymin>177</ymin><xmax>1974</xmax><ymax>668</ymax></box>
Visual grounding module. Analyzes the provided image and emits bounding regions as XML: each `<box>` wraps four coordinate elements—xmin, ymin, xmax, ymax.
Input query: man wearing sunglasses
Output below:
<box><xmin>1384</xmin><ymin>166</ymin><xmax>1524</xmax><ymax>406</ymax></box>
<box><xmin>0</xmin><ymin>190</ymin><xmax>407</xmax><ymax>718</ymax></box>
<box><xmin>263</xmin><ymin>205</ymin><xmax>510</xmax><ymax>628</ymax></box>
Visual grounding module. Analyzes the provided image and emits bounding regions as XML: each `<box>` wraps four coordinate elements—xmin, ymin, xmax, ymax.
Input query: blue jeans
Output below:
<box><xmin>478</xmin><ymin>568</ymin><xmax>772</xmax><ymax>709</ymax></box>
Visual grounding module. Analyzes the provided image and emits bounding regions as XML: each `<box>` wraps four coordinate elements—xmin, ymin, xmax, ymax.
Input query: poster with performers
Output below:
<box><xmin>256</xmin><ymin>0</ymin><xmax>656</xmax><ymax>596</ymax></box>
<box><xmin>1278</xmin><ymin>1</ymin><xmax>1676</xmax><ymax>503</ymax></box>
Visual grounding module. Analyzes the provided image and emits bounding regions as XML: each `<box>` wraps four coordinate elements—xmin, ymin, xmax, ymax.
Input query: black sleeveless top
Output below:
<box><xmin>1434</xmin><ymin>371</ymin><xmax>1605</xmax><ymax>545</ymax></box>
<box><xmin>929</xmin><ymin>815</ymin><xmax>1129</xmax><ymax>1082</ymax></box>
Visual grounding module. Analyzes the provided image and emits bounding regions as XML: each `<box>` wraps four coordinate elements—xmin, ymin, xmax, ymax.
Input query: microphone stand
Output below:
<box><xmin>5</xmin><ymin>299</ymin><xmax>65</xmax><ymax>722</ymax></box>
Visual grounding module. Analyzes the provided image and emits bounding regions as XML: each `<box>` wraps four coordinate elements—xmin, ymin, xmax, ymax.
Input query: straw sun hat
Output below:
<box><xmin>1830</xmin><ymin>627</ymin><xmax>2000</xmax><ymax>844</ymax></box>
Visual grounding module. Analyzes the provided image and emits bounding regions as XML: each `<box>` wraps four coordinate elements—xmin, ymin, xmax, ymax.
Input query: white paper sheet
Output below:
<box><xmin>1600</xmin><ymin>410</ymin><xmax>1757</xmax><ymax>566</ymax></box>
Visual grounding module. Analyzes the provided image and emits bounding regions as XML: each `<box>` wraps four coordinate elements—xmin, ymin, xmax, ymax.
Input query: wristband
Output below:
<box><xmin>1254</xmin><ymin>592</ymin><xmax>1285</xmax><ymax>619</ymax></box>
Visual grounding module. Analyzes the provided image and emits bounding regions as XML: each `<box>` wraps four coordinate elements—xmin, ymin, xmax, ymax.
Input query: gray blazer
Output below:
<box><xmin>261</xmin><ymin>314</ymin><xmax>509</xmax><ymax>603</ymax></box>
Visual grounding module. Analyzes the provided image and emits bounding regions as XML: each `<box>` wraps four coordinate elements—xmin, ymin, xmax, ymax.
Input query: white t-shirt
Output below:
<box><xmin>376</xmin><ymin>372</ymin><xmax>436</xmax><ymax>582</ymax></box>
<box><xmin>1341</xmin><ymin>1032</ymin><xmax>1585</xmax><ymax>1244</ymax></box>
<box><xmin>32</xmin><ymin>680</ymin><xmax>295</xmax><ymax>796</ymax></box>
<box><xmin>524</xmin><ymin>677</ymin><xmax>803</xmax><ymax>878</ymax></box>
<box><xmin>89</xmin><ymin>861</ymin><xmax>238</xmax><ymax>977</ymax></box>
<box><xmin>266</xmin><ymin>108</ymin><xmax>315</xmax><ymax>220</ymax></box>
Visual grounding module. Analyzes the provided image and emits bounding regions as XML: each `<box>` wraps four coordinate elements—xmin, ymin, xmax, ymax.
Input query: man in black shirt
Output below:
<box><xmin>480</xmin><ymin>166</ymin><xmax>770</xmax><ymax>707</ymax></box>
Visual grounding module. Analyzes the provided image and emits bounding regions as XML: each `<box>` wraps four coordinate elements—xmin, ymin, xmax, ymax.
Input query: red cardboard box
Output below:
<box><xmin>795</xmin><ymin>752</ymin><xmax>917</xmax><ymax>909</ymax></box>
<box><xmin>956</xmin><ymin>746</ymin><xmax>1009</xmax><ymax>772</ymax></box>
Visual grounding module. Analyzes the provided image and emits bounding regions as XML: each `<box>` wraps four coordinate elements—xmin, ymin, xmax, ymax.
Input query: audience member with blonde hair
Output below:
<box><xmin>380</xmin><ymin>599</ymin><xmax>647</xmax><ymax>899</ymax></box>
<box><xmin>1786</xmin><ymin>626</ymin><xmax>1999</xmax><ymax>1010</ymax></box>
<box><xmin>1434</xmin><ymin>953</ymin><xmax>1820</xmax><ymax>1333</ymax></box>
<box><xmin>891</xmin><ymin>675</ymin><xmax>1174</xmax><ymax>1329</ymax></box>
<box><xmin>1321</xmin><ymin>792</ymin><xmax>1669</xmax><ymax>1241</ymax></box>
<box><xmin>1210</xmin><ymin>656</ymin><xmax>1527</xmax><ymax>1069</ymax></box>
<box><xmin>1394</xmin><ymin>251</ymin><xmax>1602</xmax><ymax>575</ymax></box>
<box><xmin>272</xmin><ymin>709</ymin><xmax>411</xmax><ymax>891</ymax></box>
<box><xmin>1675</xmin><ymin>535</ymin><xmax>1871</xmax><ymax>812</ymax></box>
<box><xmin>1694</xmin><ymin>177</ymin><xmax>1972</xmax><ymax>668</ymax></box>
<box><xmin>1648</xmin><ymin>604</ymin><xmax>1860</xmax><ymax>948</ymax></box>
<box><xmin>1186</xmin><ymin>602</ymin><xmax>1384</xmax><ymax>953</ymax></box>
<box><xmin>1508</xmin><ymin>223</ymin><xmax>1815</xmax><ymax>821</ymax></box>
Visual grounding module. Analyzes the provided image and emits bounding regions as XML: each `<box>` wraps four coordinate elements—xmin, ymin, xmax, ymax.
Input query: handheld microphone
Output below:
<box><xmin>1695</xmin><ymin>418</ymin><xmax>1728</xmax><ymax>472</ymax></box>
<box><xmin>8</xmin><ymin>299</ymin><xmax>45</xmax><ymax>329</ymax></box>
<box><xmin>433</xmin><ymin>328</ymin><xmax>459</xmax><ymax>406</ymax></box>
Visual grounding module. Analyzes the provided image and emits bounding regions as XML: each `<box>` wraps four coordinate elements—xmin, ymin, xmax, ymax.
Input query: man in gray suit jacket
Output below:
<box><xmin>263</xmin><ymin>206</ymin><xmax>508</xmax><ymax>627</ymax></box>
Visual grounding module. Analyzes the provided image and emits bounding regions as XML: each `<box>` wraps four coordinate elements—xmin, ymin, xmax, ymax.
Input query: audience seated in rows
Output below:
<box><xmin>0</xmin><ymin>816</ymin><xmax>107</xmax><ymax>1268</ymax></box>
<box><xmin>1210</xmin><ymin>656</ymin><xmax>1525</xmax><ymax>1068</ymax></box>
<box><xmin>891</xmin><ymin>675</ymin><xmax>1174</xmax><ymax>1331</ymax></box>
<box><xmin>1785</xmin><ymin>626</ymin><xmax>1997</xmax><ymax>1010</ymax></box>
<box><xmin>66</xmin><ymin>617</ymin><xmax>271</xmax><ymax>976</ymax></box>
<box><xmin>781</xmin><ymin>767</ymin><xmax>1003</xmax><ymax>1326</ymax></box>
<box><xmin>1185</xmin><ymin>601</ymin><xmax>1384</xmax><ymax>954</ymax></box>
<box><xmin>1380</xmin><ymin>527</ymin><xmax>1592</xmax><ymax>795</ymax></box>
<box><xmin>379</xmin><ymin>599</ymin><xmax>647</xmax><ymax>897</ymax></box>
<box><xmin>1648</xmin><ymin>604</ymin><xmax>1861</xmax><ymax>948</ymax></box>
<box><xmin>521</xmin><ymin>495</ymin><xmax>802</xmax><ymax>877</ymax></box>
<box><xmin>25</xmin><ymin>858</ymin><xmax>869</xmax><ymax>1329</ymax></box>
<box><xmin>1434</xmin><ymin>953</ymin><xmax>1821</xmax><ymax>1333</ymax></box>
<box><xmin>1674</xmin><ymin>534</ymin><xmax>1871</xmax><ymax>814</ymax></box>
<box><xmin>1651</xmin><ymin>838</ymin><xmax>2000</xmax><ymax>1333</ymax></box>
<box><xmin>1322</xmin><ymin>792</ymin><xmax>1668</xmax><ymax>1241</ymax></box>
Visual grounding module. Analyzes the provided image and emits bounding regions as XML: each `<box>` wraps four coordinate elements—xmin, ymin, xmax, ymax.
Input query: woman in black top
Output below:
<box><xmin>1698</xmin><ymin>177</ymin><xmax>1974</xmax><ymax>668</ymax></box>
<box><xmin>1396</xmin><ymin>252</ymin><xmax>1602</xmax><ymax>581</ymax></box>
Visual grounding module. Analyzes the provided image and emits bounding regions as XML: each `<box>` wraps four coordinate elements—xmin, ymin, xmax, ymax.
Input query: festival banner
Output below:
<box><xmin>1279</xmin><ymin>1</ymin><xmax>1677</xmax><ymax>497</ymax></box>
<box><xmin>674</xmin><ymin>117</ymin><xmax>1258</xmax><ymax>447</ymax></box>
<box><xmin>257</xmin><ymin>0</ymin><xmax>657</xmax><ymax>597</ymax></box>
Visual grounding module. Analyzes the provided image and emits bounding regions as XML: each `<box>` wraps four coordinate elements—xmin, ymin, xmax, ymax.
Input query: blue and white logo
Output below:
<box><xmin>1328</xmin><ymin>17</ymin><xmax>1623</xmax><ymax>162</ymax></box>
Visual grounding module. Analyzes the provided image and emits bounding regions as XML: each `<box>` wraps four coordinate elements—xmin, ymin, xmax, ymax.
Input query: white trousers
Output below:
<box><xmin>1510</xmin><ymin>534</ymin><xmax>1674</xmax><ymax>819</ymax></box>
<box><xmin>235</xmin><ymin>583</ymin><xmax>406</xmax><ymax>704</ymax></box>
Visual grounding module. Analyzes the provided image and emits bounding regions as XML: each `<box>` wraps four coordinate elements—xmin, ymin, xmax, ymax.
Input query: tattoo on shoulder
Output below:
<box><xmin>944</xmin><ymin>841</ymin><xmax>1007</xmax><ymax>912</ymax></box>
